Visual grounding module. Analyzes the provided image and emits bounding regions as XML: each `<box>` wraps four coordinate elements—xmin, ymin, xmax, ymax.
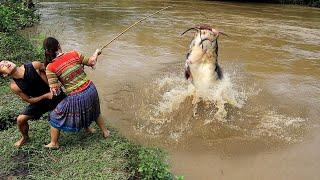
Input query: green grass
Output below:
<box><xmin>0</xmin><ymin>121</ymin><xmax>129</xmax><ymax>179</ymax></box>
<box><xmin>0</xmin><ymin>83</ymin><xmax>26</xmax><ymax>130</ymax></box>
<box><xmin>0</xmin><ymin>120</ymin><xmax>179</xmax><ymax>179</ymax></box>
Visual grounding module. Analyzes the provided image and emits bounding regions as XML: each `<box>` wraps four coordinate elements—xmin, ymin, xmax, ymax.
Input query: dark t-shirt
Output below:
<box><xmin>13</xmin><ymin>62</ymin><xmax>66</xmax><ymax>119</ymax></box>
<box><xmin>13</xmin><ymin>62</ymin><xmax>50</xmax><ymax>97</ymax></box>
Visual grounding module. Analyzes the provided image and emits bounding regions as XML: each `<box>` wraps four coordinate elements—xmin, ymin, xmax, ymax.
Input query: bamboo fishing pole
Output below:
<box><xmin>100</xmin><ymin>6</ymin><xmax>171</xmax><ymax>50</ymax></box>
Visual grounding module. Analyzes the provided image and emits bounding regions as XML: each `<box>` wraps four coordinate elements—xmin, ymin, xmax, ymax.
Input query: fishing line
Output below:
<box><xmin>100</xmin><ymin>6</ymin><xmax>172</xmax><ymax>51</ymax></box>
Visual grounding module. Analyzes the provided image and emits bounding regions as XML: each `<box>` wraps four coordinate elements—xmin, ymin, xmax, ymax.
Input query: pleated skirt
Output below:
<box><xmin>49</xmin><ymin>82</ymin><xmax>100</xmax><ymax>132</ymax></box>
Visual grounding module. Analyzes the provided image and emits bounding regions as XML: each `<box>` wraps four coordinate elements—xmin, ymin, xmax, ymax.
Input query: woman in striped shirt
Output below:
<box><xmin>43</xmin><ymin>37</ymin><xmax>110</xmax><ymax>149</ymax></box>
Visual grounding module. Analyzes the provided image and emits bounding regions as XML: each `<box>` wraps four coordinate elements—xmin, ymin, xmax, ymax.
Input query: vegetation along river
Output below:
<box><xmin>36</xmin><ymin>0</ymin><xmax>320</xmax><ymax>179</ymax></box>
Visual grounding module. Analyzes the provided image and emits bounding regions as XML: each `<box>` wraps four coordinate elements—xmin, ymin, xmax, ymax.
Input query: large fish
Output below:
<box><xmin>182</xmin><ymin>26</ymin><xmax>239</xmax><ymax>120</ymax></box>
<box><xmin>182</xmin><ymin>25</ymin><xmax>226</xmax><ymax>104</ymax></box>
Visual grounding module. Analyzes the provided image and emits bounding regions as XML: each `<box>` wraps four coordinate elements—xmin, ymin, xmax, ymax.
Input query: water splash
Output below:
<box><xmin>135</xmin><ymin>72</ymin><xmax>250</xmax><ymax>139</ymax></box>
<box><xmin>133</xmin><ymin>71</ymin><xmax>307</xmax><ymax>145</ymax></box>
<box><xmin>251</xmin><ymin>111</ymin><xmax>306</xmax><ymax>143</ymax></box>
<box><xmin>155</xmin><ymin>73</ymin><xmax>245</xmax><ymax>122</ymax></box>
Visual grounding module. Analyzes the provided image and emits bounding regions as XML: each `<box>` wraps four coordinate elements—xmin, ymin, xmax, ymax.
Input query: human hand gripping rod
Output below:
<box><xmin>100</xmin><ymin>6</ymin><xmax>172</xmax><ymax>51</ymax></box>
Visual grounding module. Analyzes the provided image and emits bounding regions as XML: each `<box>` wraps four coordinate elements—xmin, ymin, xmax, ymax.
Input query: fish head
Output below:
<box><xmin>182</xmin><ymin>25</ymin><xmax>225</xmax><ymax>64</ymax></box>
<box><xmin>182</xmin><ymin>25</ymin><xmax>225</xmax><ymax>80</ymax></box>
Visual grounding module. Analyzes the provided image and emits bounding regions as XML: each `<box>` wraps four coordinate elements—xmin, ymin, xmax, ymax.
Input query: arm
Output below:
<box><xmin>10</xmin><ymin>82</ymin><xmax>52</xmax><ymax>104</ymax></box>
<box><xmin>32</xmin><ymin>61</ymin><xmax>48</xmax><ymax>84</ymax></box>
<box><xmin>77</xmin><ymin>49</ymin><xmax>101</xmax><ymax>67</ymax></box>
<box><xmin>32</xmin><ymin>61</ymin><xmax>46</xmax><ymax>72</ymax></box>
<box><xmin>46</xmin><ymin>65</ymin><xmax>60</xmax><ymax>96</ymax></box>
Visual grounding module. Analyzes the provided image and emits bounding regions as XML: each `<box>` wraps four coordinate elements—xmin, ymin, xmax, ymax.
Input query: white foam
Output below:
<box><xmin>251</xmin><ymin>111</ymin><xmax>306</xmax><ymax>143</ymax></box>
<box><xmin>134</xmin><ymin>71</ymin><xmax>306</xmax><ymax>144</ymax></box>
<box><xmin>155</xmin><ymin>73</ymin><xmax>246</xmax><ymax>121</ymax></box>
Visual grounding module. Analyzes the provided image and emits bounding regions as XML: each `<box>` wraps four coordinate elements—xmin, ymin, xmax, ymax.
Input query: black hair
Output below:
<box><xmin>43</xmin><ymin>37</ymin><xmax>60</xmax><ymax>67</ymax></box>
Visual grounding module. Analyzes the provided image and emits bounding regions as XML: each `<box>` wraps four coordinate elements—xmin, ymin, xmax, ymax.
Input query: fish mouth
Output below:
<box><xmin>181</xmin><ymin>24</ymin><xmax>228</xmax><ymax>37</ymax></box>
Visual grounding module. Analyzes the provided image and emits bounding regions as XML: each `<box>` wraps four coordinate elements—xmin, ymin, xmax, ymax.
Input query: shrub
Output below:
<box><xmin>136</xmin><ymin>148</ymin><xmax>174</xmax><ymax>180</ymax></box>
<box><xmin>0</xmin><ymin>0</ymin><xmax>39</xmax><ymax>33</ymax></box>
<box><xmin>0</xmin><ymin>32</ymin><xmax>44</xmax><ymax>64</ymax></box>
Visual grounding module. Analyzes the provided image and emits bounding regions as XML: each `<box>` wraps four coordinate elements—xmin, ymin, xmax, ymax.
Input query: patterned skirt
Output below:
<box><xmin>49</xmin><ymin>82</ymin><xmax>100</xmax><ymax>132</ymax></box>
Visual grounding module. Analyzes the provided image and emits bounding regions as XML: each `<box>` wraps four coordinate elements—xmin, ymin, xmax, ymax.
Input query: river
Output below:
<box><xmin>37</xmin><ymin>0</ymin><xmax>320</xmax><ymax>179</ymax></box>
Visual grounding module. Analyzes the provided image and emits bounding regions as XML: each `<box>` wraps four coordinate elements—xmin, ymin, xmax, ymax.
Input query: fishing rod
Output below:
<box><xmin>100</xmin><ymin>6</ymin><xmax>172</xmax><ymax>51</ymax></box>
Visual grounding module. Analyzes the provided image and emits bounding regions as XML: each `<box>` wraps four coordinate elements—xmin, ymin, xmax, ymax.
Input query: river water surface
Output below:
<box><xmin>37</xmin><ymin>0</ymin><xmax>320</xmax><ymax>179</ymax></box>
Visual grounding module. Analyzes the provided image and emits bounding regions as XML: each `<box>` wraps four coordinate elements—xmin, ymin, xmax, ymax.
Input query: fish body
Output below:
<box><xmin>183</xmin><ymin>25</ymin><xmax>223</xmax><ymax>90</ymax></box>
<box><xmin>182</xmin><ymin>26</ymin><xmax>238</xmax><ymax>120</ymax></box>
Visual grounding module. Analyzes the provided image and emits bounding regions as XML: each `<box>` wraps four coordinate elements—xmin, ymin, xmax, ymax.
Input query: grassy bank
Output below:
<box><xmin>0</xmin><ymin>122</ymin><xmax>179</xmax><ymax>179</ymax></box>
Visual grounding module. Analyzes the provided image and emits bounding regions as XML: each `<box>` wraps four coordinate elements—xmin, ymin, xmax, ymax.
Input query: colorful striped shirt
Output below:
<box><xmin>46</xmin><ymin>50</ymin><xmax>92</xmax><ymax>95</ymax></box>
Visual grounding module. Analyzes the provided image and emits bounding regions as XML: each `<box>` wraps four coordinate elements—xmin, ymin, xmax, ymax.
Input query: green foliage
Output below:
<box><xmin>94</xmin><ymin>128</ymin><xmax>178</xmax><ymax>180</ymax></box>
<box><xmin>175</xmin><ymin>175</ymin><xmax>185</xmax><ymax>180</ymax></box>
<box><xmin>136</xmin><ymin>148</ymin><xmax>173</xmax><ymax>180</ymax></box>
<box><xmin>0</xmin><ymin>32</ymin><xmax>44</xmax><ymax>64</ymax></box>
<box><xmin>310</xmin><ymin>0</ymin><xmax>320</xmax><ymax>6</ymax></box>
<box><xmin>0</xmin><ymin>0</ymin><xmax>43</xmax><ymax>64</ymax></box>
<box><xmin>0</xmin><ymin>0</ymin><xmax>39</xmax><ymax>33</ymax></box>
<box><xmin>0</xmin><ymin>77</ymin><xmax>7</xmax><ymax>86</ymax></box>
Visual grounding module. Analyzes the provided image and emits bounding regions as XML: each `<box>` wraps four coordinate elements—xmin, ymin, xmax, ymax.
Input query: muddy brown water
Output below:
<box><xmin>36</xmin><ymin>0</ymin><xmax>320</xmax><ymax>179</ymax></box>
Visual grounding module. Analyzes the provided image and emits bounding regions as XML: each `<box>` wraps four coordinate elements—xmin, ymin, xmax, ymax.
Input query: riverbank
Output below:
<box><xmin>0</xmin><ymin>1</ymin><xmax>179</xmax><ymax>179</ymax></box>
<box><xmin>215</xmin><ymin>0</ymin><xmax>320</xmax><ymax>7</ymax></box>
<box><xmin>0</xmin><ymin>121</ymin><xmax>178</xmax><ymax>179</ymax></box>
<box><xmin>0</xmin><ymin>77</ymin><xmax>179</xmax><ymax>179</ymax></box>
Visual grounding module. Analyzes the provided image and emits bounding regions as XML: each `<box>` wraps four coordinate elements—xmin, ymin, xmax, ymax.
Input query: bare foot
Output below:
<box><xmin>85</xmin><ymin>127</ymin><xmax>96</xmax><ymax>134</ymax></box>
<box><xmin>44</xmin><ymin>142</ymin><xmax>59</xmax><ymax>149</ymax></box>
<box><xmin>103</xmin><ymin>130</ymin><xmax>110</xmax><ymax>139</ymax></box>
<box><xmin>14</xmin><ymin>137</ymin><xmax>28</xmax><ymax>147</ymax></box>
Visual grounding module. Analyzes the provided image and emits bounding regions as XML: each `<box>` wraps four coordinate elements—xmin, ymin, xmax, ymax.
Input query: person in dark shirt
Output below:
<box><xmin>0</xmin><ymin>60</ymin><xmax>66</xmax><ymax>147</ymax></box>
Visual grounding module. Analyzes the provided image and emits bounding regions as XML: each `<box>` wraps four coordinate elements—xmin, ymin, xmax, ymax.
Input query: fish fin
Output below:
<box><xmin>215</xmin><ymin>64</ymin><xmax>223</xmax><ymax>80</ymax></box>
<box><xmin>185</xmin><ymin>66</ymin><xmax>191</xmax><ymax>80</ymax></box>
